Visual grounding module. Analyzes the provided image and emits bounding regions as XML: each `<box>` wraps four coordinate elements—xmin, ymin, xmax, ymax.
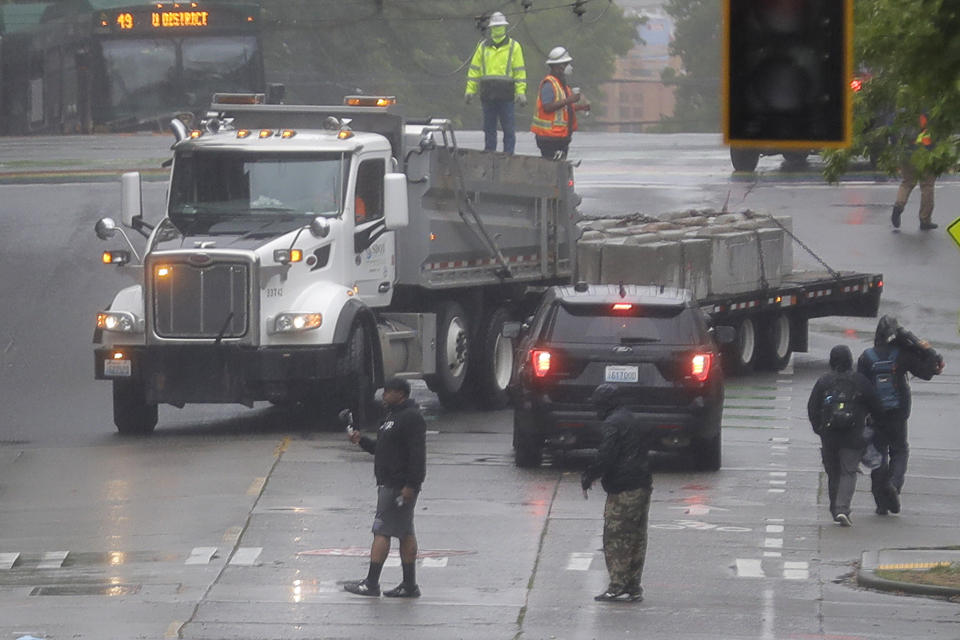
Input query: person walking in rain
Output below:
<box><xmin>891</xmin><ymin>111</ymin><xmax>940</xmax><ymax>231</ymax></box>
<box><xmin>807</xmin><ymin>345</ymin><xmax>884</xmax><ymax>526</ymax></box>
<box><xmin>464</xmin><ymin>11</ymin><xmax>527</xmax><ymax>154</ymax></box>
<box><xmin>581</xmin><ymin>384</ymin><xmax>653</xmax><ymax>602</ymax></box>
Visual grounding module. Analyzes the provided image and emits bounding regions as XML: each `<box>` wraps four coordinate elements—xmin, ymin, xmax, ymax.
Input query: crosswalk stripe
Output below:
<box><xmin>0</xmin><ymin>552</ymin><xmax>20</xmax><ymax>569</ymax></box>
<box><xmin>736</xmin><ymin>558</ymin><xmax>764</xmax><ymax>577</ymax></box>
<box><xmin>566</xmin><ymin>552</ymin><xmax>594</xmax><ymax>571</ymax></box>
<box><xmin>421</xmin><ymin>557</ymin><xmax>447</xmax><ymax>568</ymax></box>
<box><xmin>185</xmin><ymin>547</ymin><xmax>218</xmax><ymax>565</ymax></box>
<box><xmin>38</xmin><ymin>551</ymin><xmax>68</xmax><ymax>569</ymax></box>
<box><xmin>229</xmin><ymin>547</ymin><xmax>262</xmax><ymax>566</ymax></box>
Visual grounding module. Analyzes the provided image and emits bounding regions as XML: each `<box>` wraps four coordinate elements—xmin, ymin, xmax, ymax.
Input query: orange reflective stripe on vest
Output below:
<box><xmin>531</xmin><ymin>75</ymin><xmax>577</xmax><ymax>138</ymax></box>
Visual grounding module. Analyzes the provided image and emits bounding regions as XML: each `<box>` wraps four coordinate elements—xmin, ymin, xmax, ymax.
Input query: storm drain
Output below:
<box><xmin>30</xmin><ymin>583</ymin><xmax>142</xmax><ymax>596</ymax></box>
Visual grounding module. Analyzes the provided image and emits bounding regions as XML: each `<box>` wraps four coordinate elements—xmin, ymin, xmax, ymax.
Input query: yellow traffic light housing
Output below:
<box><xmin>722</xmin><ymin>0</ymin><xmax>853</xmax><ymax>149</ymax></box>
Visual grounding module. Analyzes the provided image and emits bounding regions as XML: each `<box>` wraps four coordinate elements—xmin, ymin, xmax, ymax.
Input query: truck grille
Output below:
<box><xmin>152</xmin><ymin>262</ymin><xmax>249</xmax><ymax>338</ymax></box>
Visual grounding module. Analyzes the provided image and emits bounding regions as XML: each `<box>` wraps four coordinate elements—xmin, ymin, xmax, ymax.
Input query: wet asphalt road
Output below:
<box><xmin>0</xmin><ymin>132</ymin><xmax>959</xmax><ymax>640</ymax></box>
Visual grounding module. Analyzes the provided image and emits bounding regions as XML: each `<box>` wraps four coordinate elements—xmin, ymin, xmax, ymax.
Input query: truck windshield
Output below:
<box><xmin>168</xmin><ymin>151</ymin><xmax>346</xmax><ymax>219</ymax></box>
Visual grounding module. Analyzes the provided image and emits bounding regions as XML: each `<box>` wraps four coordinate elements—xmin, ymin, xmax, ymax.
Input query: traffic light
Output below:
<box><xmin>723</xmin><ymin>0</ymin><xmax>852</xmax><ymax>149</ymax></box>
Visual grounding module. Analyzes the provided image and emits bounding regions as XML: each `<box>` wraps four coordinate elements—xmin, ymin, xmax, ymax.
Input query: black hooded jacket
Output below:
<box><xmin>358</xmin><ymin>398</ymin><xmax>427</xmax><ymax>490</ymax></box>
<box><xmin>582</xmin><ymin>406</ymin><xmax>655</xmax><ymax>494</ymax></box>
<box><xmin>808</xmin><ymin>345</ymin><xmax>885</xmax><ymax>449</ymax></box>
<box><xmin>856</xmin><ymin>332</ymin><xmax>942</xmax><ymax>420</ymax></box>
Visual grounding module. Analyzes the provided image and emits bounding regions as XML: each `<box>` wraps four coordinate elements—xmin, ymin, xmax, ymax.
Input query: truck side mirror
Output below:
<box><xmin>120</xmin><ymin>172</ymin><xmax>143</xmax><ymax>229</ymax></box>
<box><xmin>501</xmin><ymin>321</ymin><xmax>522</xmax><ymax>339</ymax></box>
<box><xmin>712</xmin><ymin>325</ymin><xmax>736</xmax><ymax>345</ymax></box>
<box><xmin>383</xmin><ymin>173</ymin><xmax>409</xmax><ymax>230</ymax></box>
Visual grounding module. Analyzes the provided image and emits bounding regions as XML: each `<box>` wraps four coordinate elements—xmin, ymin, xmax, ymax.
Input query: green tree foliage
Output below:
<box><xmin>660</xmin><ymin>0</ymin><xmax>720</xmax><ymax>132</ymax></box>
<box><xmin>822</xmin><ymin>0</ymin><xmax>960</xmax><ymax>182</ymax></box>
<box><xmin>260</xmin><ymin>0</ymin><xmax>638</xmax><ymax>128</ymax></box>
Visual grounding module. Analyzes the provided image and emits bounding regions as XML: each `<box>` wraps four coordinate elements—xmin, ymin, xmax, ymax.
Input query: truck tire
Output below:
<box><xmin>724</xmin><ymin>317</ymin><xmax>759</xmax><ymax>375</ymax></box>
<box><xmin>427</xmin><ymin>300</ymin><xmax>471</xmax><ymax>408</ymax></box>
<box><xmin>113</xmin><ymin>380</ymin><xmax>158</xmax><ymax>435</ymax></box>
<box><xmin>730</xmin><ymin>148</ymin><xmax>760</xmax><ymax>172</ymax></box>
<box><xmin>692</xmin><ymin>432</ymin><xmax>722</xmax><ymax>472</ymax></box>
<box><xmin>469</xmin><ymin>306</ymin><xmax>515</xmax><ymax>410</ymax></box>
<box><xmin>513</xmin><ymin>409</ymin><xmax>543</xmax><ymax>468</ymax></box>
<box><xmin>758</xmin><ymin>312</ymin><xmax>793</xmax><ymax>371</ymax></box>
<box><xmin>336</xmin><ymin>324</ymin><xmax>376</xmax><ymax>428</ymax></box>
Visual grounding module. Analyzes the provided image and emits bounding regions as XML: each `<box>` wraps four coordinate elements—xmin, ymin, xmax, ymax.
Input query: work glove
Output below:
<box><xmin>464</xmin><ymin>92</ymin><xmax>474</xmax><ymax>105</ymax></box>
<box><xmin>515</xmin><ymin>93</ymin><xmax>528</xmax><ymax>106</ymax></box>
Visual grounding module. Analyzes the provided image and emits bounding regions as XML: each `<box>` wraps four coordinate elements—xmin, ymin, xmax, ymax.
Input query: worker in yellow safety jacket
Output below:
<box><xmin>531</xmin><ymin>46</ymin><xmax>591</xmax><ymax>160</ymax></box>
<box><xmin>892</xmin><ymin>111</ymin><xmax>938</xmax><ymax>231</ymax></box>
<box><xmin>464</xmin><ymin>11</ymin><xmax>526</xmax><ymax>154</ymax></box>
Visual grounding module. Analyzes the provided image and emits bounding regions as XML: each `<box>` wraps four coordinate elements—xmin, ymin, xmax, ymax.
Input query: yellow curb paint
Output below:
<box><xmin>164</xmin><ymin>621</ymin><xmax>182</xmax><ymax>638</ymax></box>
<box><xmin>223</xmin><ymin>526</ymin><xmax>243</xmax><ymax>544</ymax></box>
<box><xmin>274</xmin><ymin>436</ymin><xmax>291</xmax><ymax>457</ymax></box>
<box><xmin>246</xmin><ymin>476</ymin><xmax>266</xmax><ymax>496</ymax></box>
<box><xmin>877</xmin><ymin>561</ymin><xmax>952</xmax><ymax>570</ymax></box>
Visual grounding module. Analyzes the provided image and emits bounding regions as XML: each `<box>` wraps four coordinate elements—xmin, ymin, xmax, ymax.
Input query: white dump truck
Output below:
<box><xmin>93</xmin><ymin>94</ymin><xmax>578</xmax><ymax>433</ymax></box>
<box><xmin>92</xmin><ymin>94</ymin><xmax>882</xmax><ymax>435</ymax></box>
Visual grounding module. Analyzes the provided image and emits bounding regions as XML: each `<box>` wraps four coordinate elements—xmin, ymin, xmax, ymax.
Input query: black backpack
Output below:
<box><xmin>820</xmin><ymin>375</ymin><xmax>861</xmax><ymax>432</ymax></box>
<box><xmin>863</xmin><ymin>347</ymin><xmax>900</xmax><ymax>410</ymax></box>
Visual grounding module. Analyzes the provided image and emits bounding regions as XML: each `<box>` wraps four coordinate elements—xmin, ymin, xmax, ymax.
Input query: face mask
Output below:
<box><xmin>564</xmin><ymin>64</ymin><xmax>573</xmax><ymax>77</ymax></box>
<box><xmin>490</xmin><ymin>26</ymin><xmax>506</xmax><ymax>41</ymax></box>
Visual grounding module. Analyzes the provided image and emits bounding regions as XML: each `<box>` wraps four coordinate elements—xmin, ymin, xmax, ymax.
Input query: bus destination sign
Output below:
<box><xmin>95</xmin><ymin>4</ymin><xmax>257</xmax><ymax>33</ymax></box>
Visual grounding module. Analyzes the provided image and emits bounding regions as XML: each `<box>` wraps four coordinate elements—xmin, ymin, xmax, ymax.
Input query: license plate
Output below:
<box><xmin>604</xmin><ymin>365</ymin><xmax>638</xmax><ymax>383</ymax></box>
<box><xmin>103</xmin><ymin>359</ymin><xmax>132</xmax><ymax>377</ymax></box>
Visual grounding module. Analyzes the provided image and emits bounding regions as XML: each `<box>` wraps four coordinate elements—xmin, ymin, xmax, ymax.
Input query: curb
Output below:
<box><xmin>858</xmin><ymin>550</ymin><xmax>960</xmax><ymax>598</ymax></box>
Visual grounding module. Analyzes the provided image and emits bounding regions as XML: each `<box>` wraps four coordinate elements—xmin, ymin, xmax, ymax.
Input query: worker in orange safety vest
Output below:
<box><xmin>530</xmin><ymin>46</ymin><xmax>590</xmax><ymax>160</ymax></box>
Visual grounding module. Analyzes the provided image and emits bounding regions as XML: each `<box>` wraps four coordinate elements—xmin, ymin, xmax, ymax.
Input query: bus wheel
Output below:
<box><xmin>759</xmin><ymin>312</ymin><xmax>793</xmax><ymax>371</ymax></box>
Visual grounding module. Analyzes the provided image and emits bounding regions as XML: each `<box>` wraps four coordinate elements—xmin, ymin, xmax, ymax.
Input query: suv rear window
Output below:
<box><xmin>545</xmin><ymin>302</ymin><xmax>704</xmax><ymax>345</ymax></box>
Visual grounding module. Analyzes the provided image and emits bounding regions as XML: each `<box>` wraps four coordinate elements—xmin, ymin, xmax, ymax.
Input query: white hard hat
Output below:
<box><xmin>546</xmin><ymin>46</ymin><xmax>573</xmax><ymax>65</ymax></box>
<box><xmin>488</xmin><ymin>11</ymin><xmax>509</xmax><ymax>27</ymax></box>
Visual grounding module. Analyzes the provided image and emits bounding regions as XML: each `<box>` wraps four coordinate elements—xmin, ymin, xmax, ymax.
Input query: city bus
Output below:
<box><xmin>0</xmin><ymin>0</ymin><xmax>264</xmax><ymax>135</ymax></box>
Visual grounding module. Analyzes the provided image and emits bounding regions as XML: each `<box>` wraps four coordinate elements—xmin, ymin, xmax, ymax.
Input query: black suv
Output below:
<box><xmin>507</xmin><ymin>283</ymin><xmax>733</xmax><ymax>470</ymax></box>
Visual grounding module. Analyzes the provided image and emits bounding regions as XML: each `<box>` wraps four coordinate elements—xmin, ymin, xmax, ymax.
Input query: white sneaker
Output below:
<box><xmin>834</xmin><ymin>513</ymin><xmax>852</xmax><ymax>527</ymax></box>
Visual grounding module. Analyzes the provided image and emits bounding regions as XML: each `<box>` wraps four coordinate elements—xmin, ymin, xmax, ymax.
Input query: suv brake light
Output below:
<box><xmin>691</xmin><ymin>353</ymin><xmax>711</xmax><ymax>382</ymax></box>
<box><xmin>532</xmin><ymin>349</ymin><xmax>552</xmax><ymax>377</ymax></box>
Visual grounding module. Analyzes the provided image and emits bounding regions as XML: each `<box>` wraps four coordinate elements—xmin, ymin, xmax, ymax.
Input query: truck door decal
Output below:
<box><xmin>354</xmin><ymin>219</ymin><xmax>387</xmax><ymax>254</ymax></box>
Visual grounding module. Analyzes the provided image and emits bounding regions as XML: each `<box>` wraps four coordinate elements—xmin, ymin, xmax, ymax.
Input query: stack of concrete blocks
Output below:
<box><xmin>576</xmin><ymin>210</ymin><xmax>794</xmax><ymax>299</ymax></box>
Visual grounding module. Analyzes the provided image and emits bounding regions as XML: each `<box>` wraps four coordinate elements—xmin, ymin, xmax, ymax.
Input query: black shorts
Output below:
<box><xmin>372</xmin><ymin>486</ymin><xmax>418</xmax><ymax>538</ymax></box>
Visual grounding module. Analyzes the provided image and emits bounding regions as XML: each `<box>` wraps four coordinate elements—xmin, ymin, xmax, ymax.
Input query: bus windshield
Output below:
<box><xmin>101</xmin><ymin>35</ymin><xmax>260</xmax><ymax>122</ymax></box>
<box><xmin>169</xmin><ymin>151</ymin><xmax>346</xmax><ymax>219</ymax></box>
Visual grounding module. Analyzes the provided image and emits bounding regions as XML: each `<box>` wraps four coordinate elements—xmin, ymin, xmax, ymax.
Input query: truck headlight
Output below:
<box><xmin>273</xmin><ymin>313</ymin><xmax>323</xmax><ymax>333</ymax></box>
<box><xmin>96</xmin><ymin>311</ymin><xmax>141</xmax><ymax>333</ymax></box>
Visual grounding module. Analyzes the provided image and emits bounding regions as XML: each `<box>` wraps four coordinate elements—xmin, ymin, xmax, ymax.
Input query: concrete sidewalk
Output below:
<box><xmin>859</xmin><ymin>548</ymin><xmax>960</xmax><ymax>598</ymax></box>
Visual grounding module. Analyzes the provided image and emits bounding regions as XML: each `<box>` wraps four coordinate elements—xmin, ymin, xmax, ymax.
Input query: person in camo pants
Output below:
<box><xmin>581</xmin><ymin>383</ymin><xmax>655</xmax><ymax>602</ymax></box>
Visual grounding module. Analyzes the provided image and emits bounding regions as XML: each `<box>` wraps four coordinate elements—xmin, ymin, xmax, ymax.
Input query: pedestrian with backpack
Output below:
<box><xmin>857</xmin><ymin>315</ymin><xmax>945</xmax><ymax>515</ymax></box>
<box><xmin>808</xmin><ymin>345</ymin><xmax>885</xmax><ymax>526</ymax></box>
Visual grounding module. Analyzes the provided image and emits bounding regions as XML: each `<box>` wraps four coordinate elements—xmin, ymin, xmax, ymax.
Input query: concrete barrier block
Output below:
<box><xmin>601</xmin><ymin>241</ymin><xmax>683</xmax><ymax>289</ymax></box>
<box><xmin>576</xmin><ymin>241</ymin><xmax>604</xmax><ymax>283</ymax></box>
<box><xmin>680</xmin><ymin>238</ymin><xmax>712</xmax><ymax>300</ymax></box>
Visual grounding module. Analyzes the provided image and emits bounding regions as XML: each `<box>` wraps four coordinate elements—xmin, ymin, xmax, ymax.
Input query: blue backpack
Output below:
<box><xmin>863</xmin><ymin>347</ymin><xmax>900</xmax><ymax>410</ymax></box>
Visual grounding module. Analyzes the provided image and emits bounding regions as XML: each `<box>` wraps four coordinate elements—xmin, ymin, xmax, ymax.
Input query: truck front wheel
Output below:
<box><xmin>113</xmin><ymin>380</ymin><xmax>158</xmax><ymax>435</ymax></box>
<box><xmin>336</xmin><ymin>324</ymin><xmax>376</xmax><ymax>428</ymax></box>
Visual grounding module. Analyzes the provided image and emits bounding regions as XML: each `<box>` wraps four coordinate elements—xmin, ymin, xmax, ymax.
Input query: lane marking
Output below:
<box><xmin>783</xmin><ymin>560</ymin><xmax>809</xmax><ymax>580</ymax></box>
<box><xmin>421</xmin><ymin>557</ymin><xmax>448</xmax><ymax>568</ymax></box>
<box><xmin>185</xmin><ymin>547</ymin><xmax>218</xmax><ymax>565</ymax></box>
<box><xmin>246</xmin><ymin>477</ymin><xmax>266</xmax><ymax>496</ymax></box>
<box><xmin>736</xmin><ymin>558</ymin><xmax>765</xmax><ymax>578</ymax></box>
<box><xmin>385</xmin><ymin>556</ymin><xmax>401</xmax><ymax>568</ymax></box>
<box><xmin>764</xmin><ymin>538</ymin><xmax>784</xmax><ymax>549</ymax></box>
<box><xmin>38</xmin><ymin>551</ymin><xmax>68</xmax><ymax>569</ymax></box>
<box><xmin>566</xmin><ymin>552</ymin><xmax>594</xmax><ymax>571</ymax></box>
<box><xmin>766</xmin><ymin>525</ymin><xmax>784</xmax><ymax>534</ymax></box>
<box><xmin>762</xmin><ymin>588</ymin><xmax>775</xmax><ymax>639</ymax></box>
<box><xmin>230</xmin><ymin>547</ymin><xmax>262</xmax><ymax>566</ymax></box>
<box><xmin>0</xmin><ymin>552</ymin><xmax>19</xmax><ymax>569</ymax></box>
<box><xmin>768</xmin><ymin>488</ymin><xmax>786</xmax><ymax>493</ymax></box>
<box><xmin>763</xmin><ymin>551</ymin><xmax>782</xmax><ymax>558</ymax></box>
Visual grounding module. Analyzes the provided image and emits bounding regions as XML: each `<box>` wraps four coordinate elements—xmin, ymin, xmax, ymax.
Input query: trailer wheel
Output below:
<box><xmin>759</xmin><ymin>312</ymin><xmax>793</xmax><ymax>371</ymax></box>
<box><xmin>113</xmin><ymin>379</ymin><xmax>158</xmax><ymax>436</ymax></box>
<box><xmin>336</xmin><ymin>323</ymin><xmax>376</xmax><ymax>428</ymax></box>
<box><xmin>469</xmin><ymin>306</ymin><xmax>515</xmax><ymax>410</ymax></box>
<box><xmin>428</xmin><ymin>300</ymin><xmax>470</xmax><ymax>408</ymax></box>
<box><xmin>730</xmin><ymin>148</ymin><xmax>760</xmax><ymax>172</ymax></box>
<box><xmin>513</xmin><ymin>409</ymin><xmax>543</xmax><ymax>468</ymax></box>
<box><xmin>725</xmin><ymin>317</ymin><xmax>759</xmax><ymax>375</ymax></box>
